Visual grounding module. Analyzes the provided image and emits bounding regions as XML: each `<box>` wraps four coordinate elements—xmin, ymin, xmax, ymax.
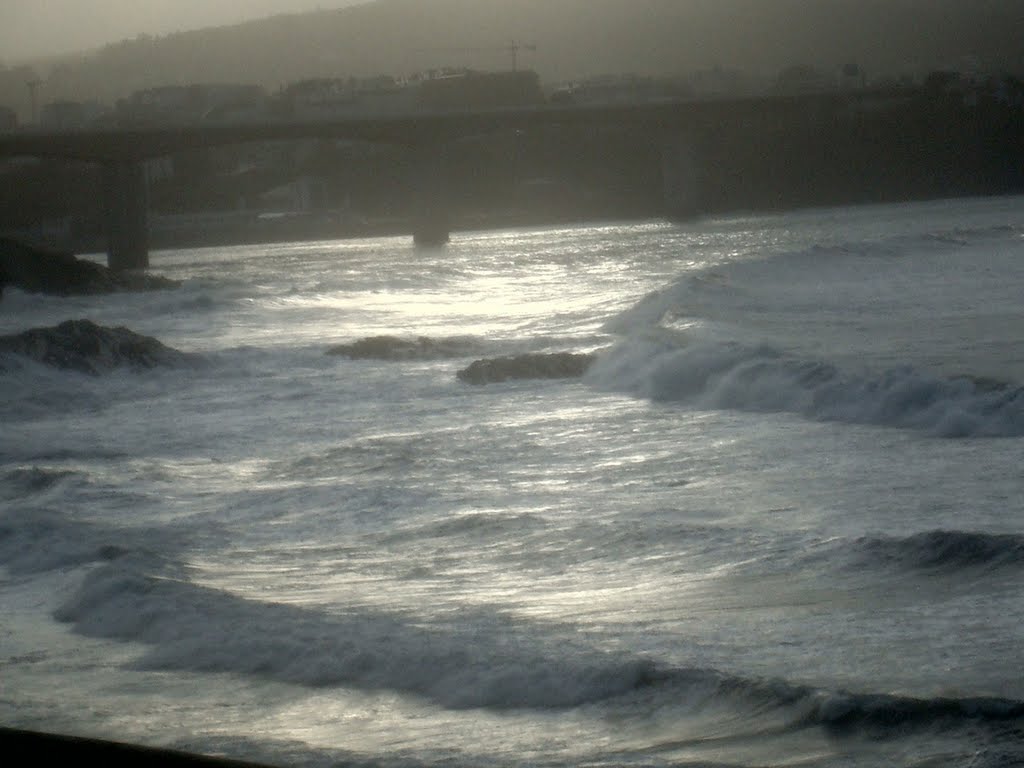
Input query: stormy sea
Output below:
<box><xmin>2</xmin><ymin>195</ymin><xmax>1023</xmax><ymax>768</ymax></box>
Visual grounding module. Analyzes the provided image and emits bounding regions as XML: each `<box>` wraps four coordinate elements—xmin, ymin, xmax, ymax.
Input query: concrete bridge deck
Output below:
<box><xmin>0</xmin><ymin>89</ymin><xmax>915</xmax><ymax>268</ymax></box>
<box><xmin>0</xmin><ymin>92</ymin><xmax>885</xmax><ymax>160</ymax></box>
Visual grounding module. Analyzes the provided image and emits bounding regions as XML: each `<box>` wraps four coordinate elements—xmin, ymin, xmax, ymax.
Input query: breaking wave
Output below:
<box><xmin>55</xmin><ymin>557</ymin><xmax>660</xmax><ymax>710</ymax></box>
<box><xmin>0</xmin><ymin>509</ymin><xmax>195</xmax><ymax>576</ymax></box>
<box><xmin>51</xmin><ymin>554</ymin><xmax>1024</xmax><ymax>742</ymax></box>
<box><xmin>0</xmin><ymin>466</ymin><xmax>79</xmax><ymax>499</ymax></box>
<box><xmin>850</xmin><ymin>530</ymin><xmax>1024</xmax><ymax>572</ymax></box>
<box><xmin>586</xmin><ymin>337</ymin><xmax>1024</xmax><ymax>437</ymax></box>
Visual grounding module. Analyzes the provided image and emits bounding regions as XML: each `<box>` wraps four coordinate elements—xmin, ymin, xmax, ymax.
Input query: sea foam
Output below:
<box><xmin>587</xmin><ymin>336</ymin><xmax>1024</xmax><ymax>437</ymax></box>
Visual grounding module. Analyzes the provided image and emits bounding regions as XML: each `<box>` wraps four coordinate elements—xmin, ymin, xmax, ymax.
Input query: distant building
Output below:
<box><xmin>0</xmin><ymin>105</ymin><xmax>16</xmax><ymax>131</ymax></box>
<box><xmin>260</xmin><ymin>175</ymin><xmax>328</xmax><ymax>212</ymax></box>
<box><xmin>119</xmin><ymin>84</ymin><xmax>266</xmax><ymax>124</ymax></box>
<box><xmin>278</xmin><ymin>78</ymin><xmax>354</xmax><ymax>118</ymax></box>
<box><xmin>276</xmin><ymin>76</ymin><xmax>417</xmax><ymax>119</ymax></box>
<box><xmin>40</xmin><ymin>100</ymin><xmax>109</xmax><ymax>130</ymax></box>
<box><xmin>991</xmin><ymin>74</ymin><xmax>1024</xmax><ymax>107</ymax></box>
<box><xmin>839</xmin><ymin>63</ymin><xmax>866</xmax><ymax>90</ymax></box>
<box><xmin>775</xmin><ymin>64</ymin><xmax>832</xmax><ymax>94</ymax></box>
<box><xmin>549</xmin><ymin>74</ymin><xmax>692</xmax><ymax>106</ymax></box>
<box><xmin>924</xmin><ymin>69</ymin><xmax>1024</xmax><ymax>109</ymax></box>
<box><xmin>418</xmin><ymin>70</ymin><xmax>544</xmax><ymax>111</ymax></box>
<box><xmin>143</xmin><ymin>156</ymin><xmax>176</xmax><ymax>185</ymax></box>
<box><xmin>688</xmin><ymin>67</ymin><xmax>757</xmax><ymax>98</ymax></box>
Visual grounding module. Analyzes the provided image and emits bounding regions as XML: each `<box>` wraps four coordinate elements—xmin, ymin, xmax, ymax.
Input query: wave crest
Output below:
<box><xmin>0</xmin><ymin>510</ymin><xmax>190</xmax><ymax>576</ymax></box>
<box><xmin>799</xmin><ymin>690</ymin><xmax>1024</xmax><ymax>731</ymax></box>
<box><xmin>0</xmin><ymin>467</ymin><xmax>78</xmax><ymax>500</ymax></box>
<box><xmin>851</xmin><ymin>530</ymin><xmax>1024</xmax><ymax>571</ymax></box>
<box><xmin>55</xmin><ymin>559</ymin><xmax>664</xmax><ymax>710</ymax></box>
<box><xmin>587</xmin><ymin>338</ymin><xmax>1024</xmax><ymax>437</ymax></box>
<box><xmin>50</xmin><ymin>556</ymin><xmax>1024</xmax><ymax>747</ymax></box>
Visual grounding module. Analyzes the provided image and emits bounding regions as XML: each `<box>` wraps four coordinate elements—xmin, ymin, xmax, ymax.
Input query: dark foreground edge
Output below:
<box><xmin>0</xmin><ymin>728</ymin><xmax>278</xmax><ymax>768</ymax></box>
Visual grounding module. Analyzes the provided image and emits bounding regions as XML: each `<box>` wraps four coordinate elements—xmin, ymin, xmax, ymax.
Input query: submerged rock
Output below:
<box><xmin>326</xmin><ymin>335</ymin><xmax>473</xmax><ymax>361</ymax></box>
<box><xmin>0</xmin><ymin>238</ymin><xmax>179</xmax><ymax>297</ymax></box>
<box><xmin>457</xmin><ymin>352</ymin><xmax>596</xmax><ymax>385</ymax></box>
<box><xmin>0</xmin><ymin>319</ymin><xmax>191</xmax><ymax>374</ymax></box>
<box><xmin>948</xmin><ymin>374</ymin><xmax>1011</xmax><ymax>393</ymax></box>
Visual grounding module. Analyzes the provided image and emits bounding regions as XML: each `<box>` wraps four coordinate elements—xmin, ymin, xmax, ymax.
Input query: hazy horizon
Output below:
<box><xmin>1</xmin><ymin>0</ymin><xmax>1021</xmax><ymax>118</ymax></box>
<box><xmin>1</xmin><ymin>0</ymin><xmax>365</xmax><ymax>62</ymax></box>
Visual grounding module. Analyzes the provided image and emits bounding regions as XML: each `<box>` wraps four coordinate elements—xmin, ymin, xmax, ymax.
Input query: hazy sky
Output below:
<box><xmin>1</xmin><ymin>1</ymin><xmax>364</xmax><ymax>61</ymax></box>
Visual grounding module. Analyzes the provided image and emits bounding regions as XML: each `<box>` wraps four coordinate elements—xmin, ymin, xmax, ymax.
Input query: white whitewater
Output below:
<box><xmin>2</xmin><ymin>197</ymin><xmax>1024</xmax><ymax>767</ymax></box>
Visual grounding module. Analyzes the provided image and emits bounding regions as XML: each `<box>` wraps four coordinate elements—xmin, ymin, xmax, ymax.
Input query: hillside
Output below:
<box><xmin>3</xmin><ymin>0</ymin><xmax>1023</xmax><ymax>115</ymax></box>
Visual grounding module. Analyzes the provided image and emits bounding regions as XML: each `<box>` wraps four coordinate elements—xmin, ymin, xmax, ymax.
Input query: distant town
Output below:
<box><xmin>7</xmin><ymin>60</ymin><xmax>1024</xmax><ymax>132</ymax></box>
<box><xmin>2</xmin><ymin>60</ymin><xmax>1023</xmax><ymax>253</ymax></box>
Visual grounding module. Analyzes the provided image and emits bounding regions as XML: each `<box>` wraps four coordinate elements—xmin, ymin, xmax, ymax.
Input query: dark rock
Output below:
<box><xmin>0</xmin><ymin>319</ymin><xmax>191</xmax><ymax>374</ymax></box>
<box><xmin>457</xmin><ymin>352</ymin><xmax>596</xmax><ymax>384</ymax></box>
<box><xmin>0</xmin><ymin>238</ymin><xmax>179</xmax><ymax>298</ymax></box>
<box><xmin>949</xmin><ymin>374</ymin><xmax>1011</xmax><ymax>393</ymax></box>
<box><xmin>326</xmin><ymin>335</ymin><xmax>473</xmax><ymax>361</ymax></box>
<box><xmin>0</xmin><ymin>727</ymin><xmax>277</xmax><ymax>768</ymax></box>
<box><xmin>413</xmin><ymin>231</ymin><xmax>450</xmax><ymax>247</ymax></box>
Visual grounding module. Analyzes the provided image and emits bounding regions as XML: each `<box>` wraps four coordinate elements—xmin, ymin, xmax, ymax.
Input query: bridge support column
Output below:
<box><xmin>410</xmin><ymin>142</ymin><xmax>450</xmax><ymax>247</ymax></box>
<box><xmin>102</xmin><ymin>159</ymin><xmax>149</xmax><ymax>270</ymax></box>
<box><xmin>661</xmin><ymin>132</ymin><xmax>701</xmax><ymax>220</ymax></box>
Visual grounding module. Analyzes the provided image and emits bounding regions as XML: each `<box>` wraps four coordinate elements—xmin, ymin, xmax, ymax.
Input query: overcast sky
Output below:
<box><xmin>1</xmin><ymin>1</ymin><xmax>364</xmax><ymax>61</ymax></box>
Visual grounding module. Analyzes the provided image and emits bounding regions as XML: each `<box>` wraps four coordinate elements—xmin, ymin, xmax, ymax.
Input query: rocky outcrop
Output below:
<box><xmin>0</xmin><ymin>238</ymin><xmax>179</xmax><ymax>298</ymax></box>
<box><xmin>948</xmin><ymin>374</ymin><xmax>1011</xmax><ymax>393</ymax></box>
<box><xmin>326</xmin><ymin>335</ymin><xmax>475</xmax><ymax>361</ymax></box>
<box><xmin>457</xmin><ymin>352</ymin><xmax>596</xmax><ymax>384</ymax></box>
<box><xmin>0</xmin><ymin>726</ymin><xmax>273</xmax><ymax>768</ymax></box>
<box><xmin>0</xmin><ymin>319</ymin><xmax>191</xmax><ymax>374</ymax></box>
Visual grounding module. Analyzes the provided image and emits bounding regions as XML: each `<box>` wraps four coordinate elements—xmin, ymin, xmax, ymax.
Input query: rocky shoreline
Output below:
<box><xmin>0</xmin><ymin>238</ymin><xmax>178</xmax><ymax>298</ymax></box>
<box><xmin>2</xmin><ymin>321</ymin><xmax>598</xmax><ymax>384</ymax></box>
<box><xmin>456</xmin><ymin>352</ymin><xmax>596</xmax><ymax>384</ymax></box>
<box><xmin>327</xmin><ymin>334</ymin><xmax>598</xmax><ymax>384</ymax></box>
<box><xmin>0</xmin><ymin>319</ymin><xmax>192</xmax><ymax>374</ymax></box>
<box><xmin>0</xmin><ymin>727</ymin><xmax>275</xmax><ymax>768</ymax></box>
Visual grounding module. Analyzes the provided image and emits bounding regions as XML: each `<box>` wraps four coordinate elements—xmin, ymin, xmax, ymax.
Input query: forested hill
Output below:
<box><xmin>5</xmin><ymin>0</ymin><xmax>1023</xmax><ymax>110</ymax></box>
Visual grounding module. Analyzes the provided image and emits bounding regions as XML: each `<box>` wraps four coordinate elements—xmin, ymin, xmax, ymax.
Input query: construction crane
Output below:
<box><xmin>415</xmin><ymin>41</ymin><xmax>537</xmax><ymax>72</ymax></box>
<box><xmin>503</xmin><ymin>41</ymin><xmax>537</xmax><ymax>72</ymax></box>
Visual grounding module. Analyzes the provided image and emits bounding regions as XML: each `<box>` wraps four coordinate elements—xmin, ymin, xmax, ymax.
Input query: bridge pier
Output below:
<box><xmin>102</xmin><ymin>159</ymin><xmax>149</xmax><ymax>270</ymax></box>
<box><xmin>661</xmin><ymin>132</ymin><xmax>701</xmax><ymax>219</ymax></box>
<box><xmin>410</xmin><ymin>142</ymin><xmax>450</xmax><ymax>247</ymax></box>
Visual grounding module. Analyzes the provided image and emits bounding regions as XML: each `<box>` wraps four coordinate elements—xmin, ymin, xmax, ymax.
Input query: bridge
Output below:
<box><xmin>0</xmin><ymin>91</ymin><xmax>900</xmax><ymax>270</ymax></box>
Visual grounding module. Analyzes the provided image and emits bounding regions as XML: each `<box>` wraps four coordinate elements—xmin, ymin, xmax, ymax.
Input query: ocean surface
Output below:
<box><xmin>2</xmin><ymin>196</ymin><xmax>1024</xmax><ymax>767</ymax></box>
